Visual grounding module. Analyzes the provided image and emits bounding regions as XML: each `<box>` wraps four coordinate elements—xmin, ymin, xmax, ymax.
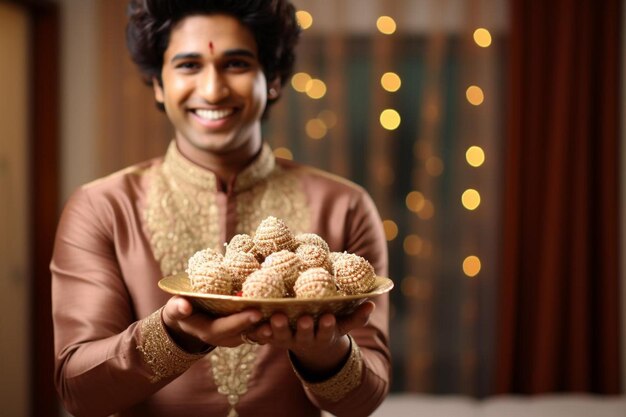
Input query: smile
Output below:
<box><xmin>193</xmin><ymin>108</ymin><xmax>236</xmax><ymax>121</ymax></box>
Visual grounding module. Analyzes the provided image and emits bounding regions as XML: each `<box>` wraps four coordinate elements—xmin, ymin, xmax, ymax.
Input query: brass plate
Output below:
<box><xmin>159</xmin><ymin>273</ymin><xmax>393</xmax><ymax>324</ymax></box>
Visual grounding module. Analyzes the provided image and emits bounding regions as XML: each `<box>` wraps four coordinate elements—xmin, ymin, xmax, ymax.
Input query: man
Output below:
<box><xmin>52</xmin><ymin>1</ymin><xmax>390</xmax><ymax>416</ymax></box>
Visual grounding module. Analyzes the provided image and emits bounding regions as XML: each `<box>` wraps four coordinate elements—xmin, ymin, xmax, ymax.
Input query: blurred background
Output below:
<box><xmin>0</xmin><ymin>0</ymin><xmax>622</xmax><ymax>416</ymax></box>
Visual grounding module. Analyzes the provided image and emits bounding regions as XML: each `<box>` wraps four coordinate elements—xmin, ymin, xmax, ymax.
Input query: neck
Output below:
<box><xmin>174</xmin><ymin>137</ymin><xmax>263</xmax><ymax>185</ymax></box>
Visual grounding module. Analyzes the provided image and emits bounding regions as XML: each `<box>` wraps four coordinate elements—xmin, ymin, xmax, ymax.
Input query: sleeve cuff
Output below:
<box><xmin>137</xmin><ymin>307</ymin><xmax>211</xmax><ymax>383</ymax></box>
<box><xmin>290</xmin><ymin>334</ymin><xmax>363</xmax><ymax>402</ymax></box>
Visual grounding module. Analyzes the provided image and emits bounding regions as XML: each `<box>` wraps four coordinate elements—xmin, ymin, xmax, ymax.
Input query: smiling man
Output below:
<box><xmin>51</xmin><ymin>1</ymin><xmax>390</xmax><ymax>417</ymax></box>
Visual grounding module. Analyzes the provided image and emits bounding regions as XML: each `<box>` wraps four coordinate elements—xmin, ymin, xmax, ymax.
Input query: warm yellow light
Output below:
<box><xmin>425</xmin><ymin>157</ymin><xmax>444</xmax><ymax>176</ymax></box>
<box><xmin>383</xmin><ymin>220</ymin><xmax>399</xmax><ymax>241</ymax></box>
<box><xmin>376</xmin><ymin>16</ymin><xmax>397</xmax><ymax>34</ymax></box>
<box><xmin>466</xmin><ymin>146</ymin><xmax>485</xmax><ymax>167</ymax></box>
<box><xmin>415</xmin><ymin>200</ymin><xmax>434</xmax><ymax>220</ymax></box>
<box><xmin>318</xmin><ymin>110</ymin><xmax>337</xmax><ymax>128</ymax></box>
<box><xmin>291</xmin><ymin>72</ymin><xmax>311</xmax><ymax>93</ymax></box>
<box><xmin>466</xmin><ymin>85</ymin><xmax>484</xmax><ymax>105</ymax></box>
<box><xmin>473</xmin><ymin>28</ymin><xmax>492</xmax><ymax>47</ymax></box>
<box><xmin>462</xmin><ymin>189</ymin><xmax>481</xmax><ymax>210</ymax></box>
<box><xmin>403</xmin><ymin>235</ymin><xmax>423</xmax><ymax>256</ymax></box>
<box><xmin>381</xmin><ymin>72</ymin><xmax>401</xmax><ymax>92</ymax></box>
<box><xmin>305</xmin><ymin>79</ymin><xmax>327</xmax><ymax>99</ymax></box>
<box><xmin>296</xmin><ymin>10</ymin><xmax>313</xmax><ymax>30</ymax></box>
<box><xmin>406</xmin><ymin>191</ymin><xmax>425</xmax><ymax>213</ymax></box>
<box><xmin>305</xmin><ymin>118</ymin><xmax>327</xmax><ymax>139</ymax></box>
<box><xmin>273</xmin><ymin>147</ymin><xmax>293</xmax><ymax>160</ymax></box>
<box><xmin>380</xmin><ymin>109</ymin><xmax>401</xmax><ymax>130</ymax></box>
<box><xmin>463</xmin><ymin>255</ymin><xmax>481</xmax><ymax>277</ymax></box>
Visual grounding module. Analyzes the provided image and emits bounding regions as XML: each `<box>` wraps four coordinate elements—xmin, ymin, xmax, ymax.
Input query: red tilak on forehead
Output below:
<box><xmin>209</xmin><ymin>41</ymin><xmax>214</xmax><ymax>53</ymax></box>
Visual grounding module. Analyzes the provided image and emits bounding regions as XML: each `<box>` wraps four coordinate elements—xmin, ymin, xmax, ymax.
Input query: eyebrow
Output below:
<box><xmin>170</xmin><ymin>48</ymin><xmax>257</xmax><ymax>63</ymax></box>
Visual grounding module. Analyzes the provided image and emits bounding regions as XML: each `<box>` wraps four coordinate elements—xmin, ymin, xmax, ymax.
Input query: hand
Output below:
<box><xmin>162</xmin><ymin>296</ymin><xmax>263</xmax><ymax>353</ymax></box>
<box><xmin>245</xmin><ymin>301</ymin><xmax>375</xmax><ymax>378</ymax></box>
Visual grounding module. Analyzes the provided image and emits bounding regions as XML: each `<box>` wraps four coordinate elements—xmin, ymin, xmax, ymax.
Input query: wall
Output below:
<box><xmin>0</xmin><ymin>3</ymin><xmax>31</xmax><ymax>416</ymax></box>
<box><xmin>58</xmin><ymin>0</ymin><xmax>98</xmax><ymax>202</ymax></box>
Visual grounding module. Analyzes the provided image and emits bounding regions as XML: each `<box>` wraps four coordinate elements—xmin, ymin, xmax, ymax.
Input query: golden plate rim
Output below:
<box><xmin>158</xmin><ymin>273</ymin><xmax>394</xmax><ymax>305</ymax></box>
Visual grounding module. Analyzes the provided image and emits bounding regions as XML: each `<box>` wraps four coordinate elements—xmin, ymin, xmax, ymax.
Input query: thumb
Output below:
<box><xmin>163</xmin><ymin>296</ymin><xmax>194</xmax><ymax>322</ymax></box>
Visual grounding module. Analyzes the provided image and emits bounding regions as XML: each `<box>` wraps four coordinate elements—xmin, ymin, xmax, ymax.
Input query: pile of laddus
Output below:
<box><xmin>186</xmin><ymin>216</ymin><xmax>376</xmax><ymax>299</ymax></box>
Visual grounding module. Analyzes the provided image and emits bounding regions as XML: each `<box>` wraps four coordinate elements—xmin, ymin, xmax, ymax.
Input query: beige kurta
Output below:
<box><xmin>51</xmin><ymin>142</ymin><xmax>390</xmax><ymax>417</ymax></box>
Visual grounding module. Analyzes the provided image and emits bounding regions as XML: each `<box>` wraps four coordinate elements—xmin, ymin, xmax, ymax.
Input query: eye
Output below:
<box><xmin>175</xmin><ymin>61</ymin><xmax>201</xmax><ymax>71</ymax></box>
<box><xmin>224</xmin><ymin>59</ymin><xmax>253</xmax><ymax>71</ymax></box>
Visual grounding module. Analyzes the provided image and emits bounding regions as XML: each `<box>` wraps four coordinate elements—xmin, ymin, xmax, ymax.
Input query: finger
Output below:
<box><xmin>316</xmin><ymin>314</ymin><xmax>336</xmax><ymax>343</ymax></box>
<box><xmin>163</xmin><ymin>296</ymin><xmax>194</xmax><ymax>324</ymax></box>
<box><xmin>249</xmin><ymin>322</ymin><xmax>272</xmax><ymax>343</ymax></box>
<box><xmin>208</xmin><ymin>309</ymin><xmax>263</xmax><ymax>340</ymax></box>
<box><xmin>336</xmin><ymin>301</ymin><xmax>375</xmax><ymax>334</ymax></box>
<box><xmin>294</xmin><ymin>315</ymin><xmax>315</xmax><ymax>346</ymax></box>
<box><xmin>269</xmin><ymin>314</ymin><xmax>292</xmax><ymax>345</ymax></box>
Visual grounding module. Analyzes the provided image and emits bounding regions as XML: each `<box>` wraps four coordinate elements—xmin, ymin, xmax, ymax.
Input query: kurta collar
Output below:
<box><xmin>162</xmin><ymin>141</ymin><xmax>276</xmax><ymax>193</ymax></box>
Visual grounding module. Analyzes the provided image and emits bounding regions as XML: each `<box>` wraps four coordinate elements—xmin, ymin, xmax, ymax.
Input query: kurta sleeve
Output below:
<box><xmin>51</xmin><ymin>187</ymin><xmax>205</xmax><ymax>417</ymax></box>
<box><xmin>292</xmin><ymin>188</ymin><xmax>391</xmax><ymax>417</ymax></box>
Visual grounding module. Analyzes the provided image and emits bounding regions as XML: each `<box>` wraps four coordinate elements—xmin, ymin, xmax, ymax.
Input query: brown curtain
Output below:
<box><xmin>29</xmin><ymin>2</ymin><xmax>61</xmax><ymax>416</ymax></box>
<box><xmin>496</xmin><ymin>0</ymin><xmax>621</xmax><ymax>393</ymax></box>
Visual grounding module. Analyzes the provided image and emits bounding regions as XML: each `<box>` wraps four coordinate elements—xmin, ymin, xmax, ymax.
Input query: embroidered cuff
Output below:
<box><xmin>137</xmin><ymin>307</ymin><xmax>208</xmax><ymax>383</ymax></box>
<box><xmin>290</xmin><ymin>335</ymin><xmax>363</xmax><ymax>402</ymax></box>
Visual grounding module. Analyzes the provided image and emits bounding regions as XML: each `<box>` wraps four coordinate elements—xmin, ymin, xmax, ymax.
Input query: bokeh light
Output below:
<box><xmin>463</xmin><ymin>255</ymin><xmax>482</xmax><ymax>277</ymax></box>
<box><xmin>380</xmin><ymin>109</ymin><xmax>401</xmax><ymax>130</ymax></box>
<box><xmin>381</xmin><ymin>72</ymin><xmax>402</xmax><ymax>92</ymax></box>
<box><xmin>461</xmin><ymin>189</ymin><xmax>481</xmax><ymax>210</ymax></box>
<box><xmin>406</xmin><ymin>191</ymin><xmax>425</xmax><ymax>213</ymax></box>
<box><xmin>473</xmin><ymin>28</ymin><xmax>492</xmax><ymax>47</ymax></box>
<box><xmin>291</xmin><ymin>72</ymin><xmax>311</xmax><ymax>93</ymax></box>
<box><xmin>466</xmin><ymin>85</ymin><xmax>484</xmax><ymax>105</ymax></box>
<box><xmin>376</xmin><ymin>16</ymin><xmax>397</xmax><ymax>34</ymax></box>
<box><xmin>383</xmin><ymin>220</ymin><xmax>399</xmax><ymax>241</ymax></box>
<box><xmin>295</xmin><ymin>10</ymin><xmax>313</xmax><ymax>30</ymax></box>
<box><xmin>305</xmin><ymin>118</ymin><xmax>327</xmax><ymax>139</ymax></box>
<box><xmin>305</xmin><ymin>79</ymin><xmax>327</xmax><ymax>99</ymax></box>
<box><xmin>466</xmin><ymin>146</ymin><xmax>485</xmax><ymax>167</ymax></box>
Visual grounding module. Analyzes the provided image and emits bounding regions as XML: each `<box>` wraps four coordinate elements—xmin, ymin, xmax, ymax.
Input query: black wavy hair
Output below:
<box><xmin>126</xmin><ymin>0</ymin><xmax>301</xmax><ymax>112</ymax></box>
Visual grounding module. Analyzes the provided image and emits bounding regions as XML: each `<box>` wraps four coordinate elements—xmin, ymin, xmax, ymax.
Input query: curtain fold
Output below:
<box><xmin>496</xmin><ymin>0</ymin><xmax>621</xmax><ymax>394</ymax></box>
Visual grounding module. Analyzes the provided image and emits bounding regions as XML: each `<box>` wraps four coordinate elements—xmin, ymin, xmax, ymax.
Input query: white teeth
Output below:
<box><xmin>195</xmin><ymin>108</ymin><xmax>235</xmax><ymax>121</ymax></box>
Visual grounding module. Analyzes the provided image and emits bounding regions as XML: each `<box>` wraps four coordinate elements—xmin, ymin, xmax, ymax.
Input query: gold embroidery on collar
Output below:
<box><xmin>145</xmin><ymin>144</ymin><xmax>221</xmax><ymax>276</ymax></box>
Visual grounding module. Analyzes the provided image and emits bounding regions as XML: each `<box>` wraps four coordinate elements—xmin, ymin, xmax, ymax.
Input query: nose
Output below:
<box><xmin>197</xmin><ymin>66</ymin><xmax>229</xmax><ymax>103</ymax></box>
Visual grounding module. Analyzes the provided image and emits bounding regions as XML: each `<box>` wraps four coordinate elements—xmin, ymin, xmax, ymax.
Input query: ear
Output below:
<box><xmin>152</xmin><ymin>76</ymin><xmax>164</xmax><ymax>104</ymax></box>
<box><xmin>268</xmin><ymin>77</ymin><xmax>281</xmax><ymax>99</ymax></box>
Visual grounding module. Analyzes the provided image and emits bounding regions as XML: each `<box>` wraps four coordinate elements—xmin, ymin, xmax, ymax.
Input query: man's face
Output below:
<box><xmin>154</xmin><ymin>14</ymin><xmax>274</xmax><ymax>162</ymax></box>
